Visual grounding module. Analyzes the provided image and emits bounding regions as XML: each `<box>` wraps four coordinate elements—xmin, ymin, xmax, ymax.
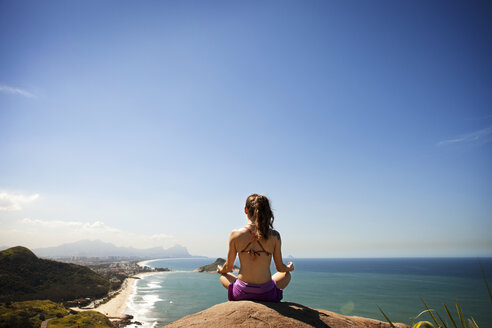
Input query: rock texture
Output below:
<box><xmin>163</xmin><ymin>301</ymin><xmax>409</xmax><ymax>328</ymax></box>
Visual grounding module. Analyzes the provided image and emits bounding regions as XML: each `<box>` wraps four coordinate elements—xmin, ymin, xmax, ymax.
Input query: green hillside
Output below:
<box><xmin>0</xmin><ymin>300</ymin><xmax>66</xmax><ymax>328</ymax></box>
<box><xmin>47</xmin><ymin>311</ymin><xmax>113</xmax><ymax>328</ymax></box>
<box><xmin>0</xmin><ymin>246</ymin><xmax>110</xmax><ymax>302</ymax></box>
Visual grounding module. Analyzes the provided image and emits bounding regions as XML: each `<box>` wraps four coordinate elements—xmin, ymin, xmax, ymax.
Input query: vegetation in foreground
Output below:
<box><xmin>0</xmin><ymin>300</ymin><xmax>67</xmax><ymax>328</ymax></box>
<box><xmin>47</xmin><ymin>310</ymin><xmax>113</xmax><ymax>328</ymax></box>
<box><xmin>379</xmin><ymin>261</ymin><xmax>490</xmax><ymax>328</ymax></box>
<box><xmin>379</xmin><ymin>298</ymin><xmax>480</xmax><ymax>328</ymax></box>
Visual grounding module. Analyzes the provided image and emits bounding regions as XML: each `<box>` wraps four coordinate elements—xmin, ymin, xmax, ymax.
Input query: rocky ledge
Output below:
<box><xmin>163</xmin><ymin>300</ymin><xmax>409</xmax><ymax>328</ymax></box>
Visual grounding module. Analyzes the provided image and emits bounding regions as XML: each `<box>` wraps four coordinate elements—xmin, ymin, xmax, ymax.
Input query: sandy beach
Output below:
<box><xmin>92</xmin><ymin>272</ymin><xmax>158</xmax><ymax>318</ymax></box>
<box><xmin>93</xmin><ymin>278</ymin><xmax>135</xmax><ymax>318</ymax></box>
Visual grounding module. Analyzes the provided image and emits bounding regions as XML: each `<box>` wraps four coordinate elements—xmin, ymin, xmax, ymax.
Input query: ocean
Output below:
<box><xmin>124</xmin><ymin>258</ymin><xmax>492</xmax><ymax>328</ymax></box>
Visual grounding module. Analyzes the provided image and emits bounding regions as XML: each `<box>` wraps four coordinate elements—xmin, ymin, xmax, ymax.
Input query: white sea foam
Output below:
<box><xmin>147</xmin><ymin>282</ymin><xmax>161</xmax><ymax>289</ymax></box>
<box><xmin>138</xmin><ymin>284</ymin><xmax>161</xmax><ymax>290</ymax></box>
<box><xmin>125</xmin><ymin>275</ymin><xmax>166</xmax><ymax>328</ymax></box>
<box><xmin>143</xmin><ymin>294</ymin><xmax>162</xmax><ymax>304</ymax></box>
<box><xmin>127</xmin><ymin>294</ymin><xmax>161</xmax><ymax>315</ymax></box>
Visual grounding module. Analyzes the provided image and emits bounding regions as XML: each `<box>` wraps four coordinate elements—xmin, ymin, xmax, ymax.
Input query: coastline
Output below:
<box><xmin>77</xmin><ymin>258</ymin><xmax>492</xmax><ymax>326</ymax></box>
<box><xmin>93</xmin><ymin>272</ymin><xmax>159</xmax><ymax>318</ymax></box>
<box><xmin>137</xmin><ymin>257</ymin><xmax>208</xmax><ymax>268</ymax></box>
<box><xmin>136</xmin><ymin>259</ymin><xmax>153</xmax><ymax>267</ymax></box>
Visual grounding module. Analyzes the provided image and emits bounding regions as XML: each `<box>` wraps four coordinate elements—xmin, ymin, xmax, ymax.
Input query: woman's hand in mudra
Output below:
<box><xmin>287</xmin><ymin>262</ymin><xmax>294</xmax><ymax>272</ymax></box>
<box><xmin>217</xmin><ymin>265</ymin><xmax>224</xmax><ymax>273</ymax></box>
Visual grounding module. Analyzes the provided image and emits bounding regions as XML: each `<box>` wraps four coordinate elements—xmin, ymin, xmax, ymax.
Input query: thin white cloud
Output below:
<box><xmin>0</xmin><ymin>84</ymin><xmax>35</xmax><ymax>98</ymax></box>
<box><xmin>14</xmin><ymin>218</ymin><xmax>175</xmax><ymax>249</ymax></box>
<box><xmin>20</xmin><ymin>218</ymin><xmax>119</xmax><ymax>232</ymax></box>
<box><xmin>0</xmin><ymin>192</ymin><xmax>39</xmax><ymax>211</ymax></box>
<box><xmin>437</xmin><ymin>126</ymin><xmax>492</xmax><ymax>146</ymax></box>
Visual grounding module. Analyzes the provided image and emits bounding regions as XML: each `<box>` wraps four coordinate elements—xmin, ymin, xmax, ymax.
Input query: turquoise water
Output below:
<box><xmin>125</xmin><ymin>258</ymin><xmax>492</xmax><ymax>328</ymax></box>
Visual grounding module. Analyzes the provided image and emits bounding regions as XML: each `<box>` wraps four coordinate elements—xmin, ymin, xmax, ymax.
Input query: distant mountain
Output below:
<box><xmin>0</xmin><ymin>246</ymin><xmax>110</xmax><ymax>302</ymax></box>
<box><xmin>33</xmin><ymin>240</ymin><xmax>192</xmax><ymax>258</ymax></box>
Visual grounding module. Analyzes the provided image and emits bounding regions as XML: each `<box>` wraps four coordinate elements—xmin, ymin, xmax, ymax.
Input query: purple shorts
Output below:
<box><xmin>228</xmin><ymin>278</ymin><xmax>283</xmax><ymax>302</ymax></box>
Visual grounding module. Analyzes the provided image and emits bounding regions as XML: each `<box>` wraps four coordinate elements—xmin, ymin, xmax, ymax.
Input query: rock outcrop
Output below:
<box><xmin>194</xmin><ymin>258</ymin><xmax>239</xmax><ymax>272</ymax></box>
<box><xmin>163</xmin><ymin>300</ymin><xmax>409</xmax><ymax>328</ymax></box>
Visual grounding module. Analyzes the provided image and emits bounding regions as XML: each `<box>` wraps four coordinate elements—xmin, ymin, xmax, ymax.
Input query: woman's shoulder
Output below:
<box><xmin>270</xmin><ymin>229</ymin><xmax>281</xmax><ymax>240</ymax></box>
<box><xmin>233</xmin><ymin>226</ymin><xmax>251</xmax><ymax>233</ymax></box>
<box><xmin>230</xmin><ymin>227</ymin><xmax>250</xmax><ymax>238</ymax></box>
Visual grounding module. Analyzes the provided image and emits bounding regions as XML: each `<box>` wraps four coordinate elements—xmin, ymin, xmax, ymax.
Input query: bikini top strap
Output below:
<box><xmin>240</xmin><ymin>226</ymin><xmax>271</xmax><ymax>256</ymax></box>
<box><xmin>255</xmin><ymin>239</ymin><xmax>271</xmax><ymax>256</ymax></box>
<box><xmin>240</xmin><ymin>227</ymin><xmax>256</xmax><ymax>253</ymax></box>
<box><xmin>244</xmin><ymin>226</ymin><xmax>254</xmax><ymax>236</ymax></box>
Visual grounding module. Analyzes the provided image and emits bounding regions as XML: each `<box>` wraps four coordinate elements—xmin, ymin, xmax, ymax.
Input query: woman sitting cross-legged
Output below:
<box><xmin>217</xmin><ymin>193</ymin><xmax>294</xmax><ymax>302</ymax></box>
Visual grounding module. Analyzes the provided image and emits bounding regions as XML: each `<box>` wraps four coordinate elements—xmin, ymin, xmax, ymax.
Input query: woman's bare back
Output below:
<box><xmin>217</xmin><ymin>194</ymin><xmax>294</xmax><ymax>293</ymax></box>
<box><xmin>228</xmin><ymin>226</ymin><xmax>288</xmax><ymax>284</ymax></box>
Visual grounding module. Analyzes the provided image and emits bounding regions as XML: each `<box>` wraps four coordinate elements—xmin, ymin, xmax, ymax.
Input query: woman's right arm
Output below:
<box><xmin>272</xmin><ymin>231</ymin><xmax>294</xmax><ymax>273</ymax></box>
<box><xmin>217</xmin><ymin>230</ymin><xmax>238</xmax><ymax>274</ymax></box>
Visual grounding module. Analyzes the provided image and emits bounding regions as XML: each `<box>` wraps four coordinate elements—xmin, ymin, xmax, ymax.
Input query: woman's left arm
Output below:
<box><xmin>217</xmin><ymin>231</ymin><xmax>238</xmax><ymax>274</ymax></box>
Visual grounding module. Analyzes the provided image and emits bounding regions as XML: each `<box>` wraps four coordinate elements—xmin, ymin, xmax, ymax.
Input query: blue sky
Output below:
<box><xmin>1</xmin><ymin>0</ymin><xmax>491</xmax><ymax>257</ymax></box>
